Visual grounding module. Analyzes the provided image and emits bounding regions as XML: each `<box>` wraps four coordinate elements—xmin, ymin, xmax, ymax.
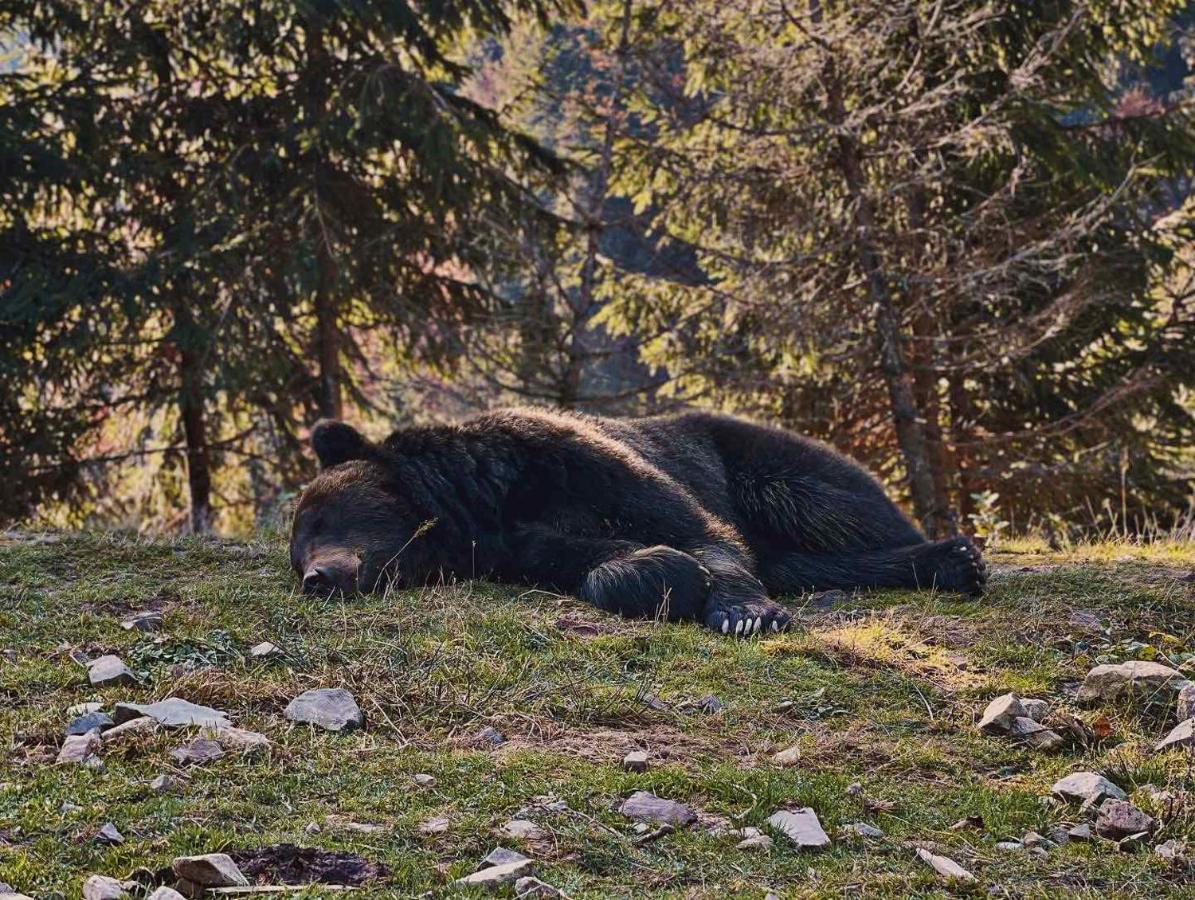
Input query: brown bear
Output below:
<box><xmin>288</xmin><ymin>407</ymin><xmax>985</xmax><ymax>635</ymax></box>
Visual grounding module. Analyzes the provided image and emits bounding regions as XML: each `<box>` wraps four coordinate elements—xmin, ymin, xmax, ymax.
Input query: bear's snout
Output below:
<box><xmin>300</xmin><ymin>557</ymin><xmax>359</xmax><ymax>595</ymax></box>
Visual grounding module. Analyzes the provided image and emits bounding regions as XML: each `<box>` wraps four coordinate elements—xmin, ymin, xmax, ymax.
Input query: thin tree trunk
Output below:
<box><xmin>816</xmin><ymin>10</ymin><xmax>941</xmax><ymax>535</ymax></box>
<box><xmin>314</xmin><ymin>243</ymin><xmax>341</xmax><ymax>419</ymax></box>
<box><xmin>176</xmin><ymin>308</ymin><xmax>212</xmax><ymax>534</ymax></box>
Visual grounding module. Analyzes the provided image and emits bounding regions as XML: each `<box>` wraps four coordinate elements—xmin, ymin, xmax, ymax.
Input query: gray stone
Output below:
<box><xmin>171</xmin><ymin>853</ymin><xmax>249</xmax><ymax>887</ymax></box>
<box><xmin>67</xmin><ymin>712</ymin><xmax>114</xmax><ymax>736</ymax></box>
<box><xmin>102</xmin><ymin>717</ymin><xmax>158</xmax><ymax>740</ymax></box>
<box><xmin>114</xmin><ymin>698</ymin><xmax>230</xmax><ymax>729</ymax></box>
<box><xmin>622</xmin><ymin>750</ymin><xmax>649</xmax><ymax>772</ymax></box>
<box><xmin>87</xmin><ymin>655</ymin><xmax>135</xmax><ymax>687</ymax></box>
<box><xmin>82</xmin><ymin>875</ymin><xmax>134</xmax><ymax>899</ymax></box>
<box><xmin>147</xmin><ymin>890</ymin><xmax>186</xmax><ymax>900</ymax></box>
<box><xmin>1155</xmin><ymin>839</ymin><xmax>1186</xmax><ymax>861</ymax></box>
<box><xmin>994</xmin><ymin>841</ymin><xmax>1023</xmax><ymax>852</ymax></box>
<box><xmin>149</xmin><ymin>774</ymin><xmax>175</xmax><ymax>793</ymax></box>
<box><xmin>978</xmin><ymin>693</ymin><xmax>1026</xmax><ymax>734</ymax></box>
<box><xmin>249</xmin><ymin>641</ymin><xmax>281</xmax><ymax>658</ymax></box>
<box><xmin>57</xmin><ymin>730</ymin><xmax>101</xmax><ymax>765</ymax></box>
<box><xmin>1078</xmin><ymin>660</ymin><xmax>1189</xmax><ymax>704</ymax></box>
<box><xmin>95</xmin><ymin>822</ymin><xmax>123</xmax><ymax>844</ymax></box>
<box><xmin>1155</xmin><ymin>718</ymin><xmax>1195</xmax><ymax>752</ymax></box>
<box><xmin>412</xmin><ymin>773</ymin><xmax>436</xmax><ymax>786</ymax></box>
<box><xmin>169</xmin><ymin>738</ymin><xmax>224</xmax><ymax>766</ymax></box>
<box><xmin>1179</xmin><ymin>684</ymin><xmax>1195</xmax><ymax>721</ymax></box>
<box><xmin>1022</xmin><ymin>830</ymin><xmax>1052</xmax><ymax>849</ymax></box>
<box><xmin>67</xmin><ymin>702</ymin><xmax>104</xmax><ymax>717</ymax></box>
<box><xmin>843</xmin><ymin>822</ymin><xmax>884</xmax><ymax>839</ymax></box>
<box><xmin>120</xmin><ymin>611</ymin><xmax>163</xmax><ymax>632</ymax></box>
<box><xmin>284</xmin><ymin>688</ymin><xmax>363</xmax><ymax>732</ymax></box>
<box><xmin>1051</xmin><ymin>771</ymin><xmax>1127</xmax><ymax>805</ymax></box>
<box><xmin>1067</xmin><ymin>823</ymin><xmax>1093</xmax><ymax>841</ymax></box>
<box><xmin>1021</xmin><ymin>698</ymin><xmax>1050</xmax><ymax>722</ymax></box>
<box><xmin>772</xmin><ymin>745</ymin><xmax>801</xmax><ymax>767</ymax></box>
<box><xmin>915</xmin><ymin>848</ymin><xmax>976</xmax><ymax>883</ymax></box>
<box><xmin>1008</xmin><ymin>716</ymin><xmax>1064</xmax><ymax>751</ymax></box>
<box><xmin>766</xmin><ymin>808</ymin><xmax>831</xmax><ymax>850</ymax></box>
<box><xmin>483</xmin><ymin>847</ymin><xmax>531</xmax><ymax>867</ymax></box>
<box><xmin>476</xmin><ymin>725</ymin><xmax>506</xmax><ymax>745</ymax></box>
<box><xmin>618</xmin><ymin>791</ymin><xmax>696</xmax><ymax>826</ymax></box>
<box><xmin>500</xmin><ymin>819</ymin><xmax>546</xmax><ymax>841</ymax></box>
<box><xmin>736</xmin><ymin>832</ymin><xmax>773</xmax><ymax>851</ymax></box>
<box><xmin>514</xmin><ymin>876</ymin><xmax>562</xmax><ymax>898</ymax></box>
<box><xmin>452</xmin><ymin>859</ymin><xmax>535</xmax><ymax>888</ymax></box>
<box><xmin>420</xmin><ymin>816</ymin><xmax>450</xmax><ymax>834</ymax></box>
<box><xmin>694</xmin><ymin>694</ymin><xmax>724</xmax><ymax>713</ymax></box>
<box><xmin>1094</xmin><ymin>799</ymin><xmax>1155</xmax><ymax>840</ymax></box>
<box><xmin>204</xmin><ymin>725</ymin><xmax>271</xmax><ymax>754</ymax></box>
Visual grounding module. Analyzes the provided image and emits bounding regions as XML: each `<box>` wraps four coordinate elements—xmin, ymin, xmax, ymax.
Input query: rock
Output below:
<box><xmin>67</xmin><ymin>712</ymin><xmax>114</xmax><ymax>736</ymax></box>
<box><xmin>1051</xmin><ymin>771</ymin><xmax>1127</xmax><ymax>805</ymax></box>
<box><xmin>978</xmin><ymin>693</ymin><xmax>1026</xmax><ymax>734</ymax></box>
<box><xmin>484</xmin><ymin>847</ymin><xmax>531</xmax><ymax>867</ymax></box>
<box><xmin>1047</xmin><ymin>827</ymin><xmax>1070</xmax><ymax>845</ymax></box>
<box><xmin>95</xmin><ymin>822</ymin><xmax>123</xmax><ymax>844</ymax></box>
<box><xmin>1008</xmin><ymin>716</ymin><xmax>1064</xmax><ymax>751</ymax></box>
<box><xmin>102</xmin><ymin>717</ymin><xmax>158</xmax><ymax>740</ymax></box>
<box><xmin>1094</xmin><ymin>799</ymin><xmax>1155</xmax><ymax>840</ymax></box>
<box><xmin>114</xmin><ymin>698</ymin><xmax>230</xmax><ymax>729</ymax></box>
<box><xmin>249</xmin><ymin>641</ymin><xmax>281</xmax><ymax>658</ymax></box>
<box><xmin>171</xmin><ymin>853</ymin><xmax>249</xmax><ymax>887</ymax></box>
<box><xmin>1022</xmin><ymin>831</ymin><xmax>1052</xmax><ymax>849</ymax></box>
<box><xmin>475</xmin><ymin>725</ymin><xmax>506</xmax><ymax>746</ymax></box>
<box><xmin>1155</xmin><ymin>839</ymin><xmax>1186</xmax><ymax>862</ymax></box>
<box><xmin>452</xmin><ymin>859</ymin><xmax>535</xmax><ymax>888</ymax></box>
<box><xmin>284</xmin><ymin>688</ymin><xmax>363</xmax><ymax>732</ymax></box>
<box><xmin>120</xmin><ymin>611</ymin><xmax>163</xmax><ymax>632</ymax></box>
<box><xmin>693</xmin><ymin>694</ymin><xmax>724</xmax><ymax>713</ymax></box>
<box><xmin>169</xmin><ymin>738</ymin><xmax>224</xmax><ymax>766</ymax></box>
<box><xmin>618</xmin><ymin>791</ymin><xmax>696</xmax><ymax>826</ymax></box>
<box><xmin>57</xmin><ymin>730</ymin><xmax>102</xmax><ymax>765</ymax></box>
<box><xmin>915</xmin><ymin>848</ymin><xmax>976</xmax><ymax>883</ymax></box>
<box><xmin>843</xmin><ymin>822</ymin><xmax>884</xmax><ymax>839</ymax></box>
<box><xmin>1067</xmin><ymin>823</ymin><xmax>1093</xmax><ymax>841</ymax></box>
<box><xmin>304</xmin><ymin>822</ymin><xmax>321</xmax><ymax>834</ymax></box>
<box><xmin>772</xmin><ymin>745</ymin><xmax>801</xmax><ymax>767</ymax></box>
<box><xmin>147</xmin><ymin>890</ymin><xmax>186</xmax><ymax>900</ymax></box>
<box><xmin>1155</xmin><ymin>718</ymin><xmax>1195</xmax><ymax>752</ymax></box>
<box><xmin>500</xmin><ymin>819</ymin><xmax>546</xmax><ymax>841</ymax></box>
<box><xmin>87</xmin><ymin>655</ymin><xmax>135</xmax><ymax>687</ymax></box>
<box><xmin>1021</xmin><ymin>698</ymin><xmax>1049</xmax><ymax>722</ymax></box>
<box><xmin>995</xmin><ymin>841</ymin><xmax>1023</xmax><ymax>852</ymax></box>
<box><xmin>1117</xmin><ymin>831</ymin><xmax>1150</xmax><ymax>852</ymax></box>
<box><xmin>67</xmin><ymin>702</ymin><xmax>104</xmax><ymax>717</ymax></box>
<box><xmin>82</xmin><ymin>875</ymin><xmax>134</xmax><ymax>899</ymax></box>
<box><xmin>1179</xmin><ymin>684</ymin><xmax>1195</xmax><ymax>721</ymax></box>
<box><xmin>734</xmin><ymin>827</ymin><xmax>773</xmax><ymax>850</ymax></box>
<box><xmin>204</xmin><ymin>725</ymin><xmax>271</xmax><ymax>754</ymax></box>
<box><xmin>1078</xmin><ymin>660</ymin><xmax>1189</xmax><ymax>704</ymax></box>
<box><xmin>766</xmin><ymin>808</ymin><xmax>831</xmax><ymax>850</ymax></box>
<box><xmin>412</xmin><ymin>773</ymin><xmax>436</xmax><ymax>786</ymax></box>
<box><xmin>514</xmin><ymin>876</ymin><xmax>562</xmax><ymax>898</ymax></box>
<box><xmin>149</xmin><ymin>774</ymin><xmax>175</xmax><ymax>793</ymax></box>
<box><xmin>622</xmin><ymin>750</ymin><xmax>649</xmax><ymax>772</ymax></box>
<box><xmin>419</xmin><ymin>816</ymin><xmax>450</xmax><ymax>834</ymax></box>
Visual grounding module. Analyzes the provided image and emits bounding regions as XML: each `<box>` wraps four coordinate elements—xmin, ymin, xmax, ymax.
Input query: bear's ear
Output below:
<box><xmin>311</xmin><ymin>419</ymin><xmax>370</xmax><ymax>469</ymax></box>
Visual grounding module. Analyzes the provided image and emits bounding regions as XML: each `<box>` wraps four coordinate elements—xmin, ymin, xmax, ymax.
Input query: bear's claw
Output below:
<box><xmin>706</xmin><ymin>600</ymin><xmax>792</xmax><ymax>638</ymax></box>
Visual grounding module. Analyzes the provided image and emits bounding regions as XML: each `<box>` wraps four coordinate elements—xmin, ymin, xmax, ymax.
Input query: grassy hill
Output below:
<box><xmin>1</xmin><ymin>533</ymin><xmax>1194</xmax><ymax>897</ymax></box>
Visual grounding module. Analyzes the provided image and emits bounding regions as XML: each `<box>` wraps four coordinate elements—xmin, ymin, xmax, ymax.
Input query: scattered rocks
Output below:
<box><xmin>114</xmin><ymin>698</ymin><xmax>230</xmax><ymax>729</ymax></box>
<box><xmin>772</xmin><ymin>745</ymin><xmax>801</xmax><ymax>767</ymax></box>
<box><xmin>452</xmin><ymin>859</ymin><xmax>535</xmax><ymax>889</ymax></box>
<box><xmin>284</xmin><ymin>688</ymin><xmax>363</xmax><ymax>732</ymax></box>
<box><xmin>978</xmin><ymin>693</ymin><xmax>1026</xmax><ymax>734</ymax></box>
<box><xmin>1051</xmin><ymin>771</ymin><xmax>1127</xmax><ymax>805</ymax></box>
<box><xmin>67</xmin><ymin>712</ymin><xmax>114</xmax><ymax>736</ymax></box>
<box><xmin>622</xmin><ymin>750</ymin><xmax>649</xmax><ymax>772</ymax></box>
<box><xmin>765</xmin><ymin>808</ymin><xmax>831</xmax><ymax>851</ymax></box>
<box><xmin>87</xmin><ymin>655</ymin><xmax>135</xmax><ymax>687</ymax></box>
<box><xmin>1094</xmin><ymin>799</ymin><xmax>1155</xmax><ymax>840</ymax></box>
<box><xmin>483</xmin><ymin>847</ymin><xmax>530</xmax><ymax>868</ymax></box>
<box><xmin>514</xmin><ymin>876</ymin><xmax>563</xmax><ymax>898</ymax></box>
<box><xmin>95</xmin><ymin>822</ymin><xmax>123</xmax><ymax>844</ymax></box>
<box><xmin>500</xmin><ymin>819</ymin><xmax>546</xmax><ymax>841</ymax></box>
<box><xmin>171</xmin><ymin>853</ymin><xmax>250</xmax><ymax>887</ymax></box>
<box><xmin>1155</xmin><ymin>718</ymin><xmax>1195</xmax><ymax>752</ymax></box>
<box><xmin>618</xmin><ymin>791</ymin><xmax>696</xmax><ymax>827</ymax></box>
<box><xmin>412</xmin><ymin>773</ymin><xmax>436</xmax><ymax>787</ymax></box>
<box><xmin>82</xmin><ymin>876</ymin><xmax>134</xmax><ymax>900</ymax></box>
<box><xmin>120</xmin><ymin>611</ymin><xmax>163</xmax><ymax>632</ymax></box>
<box><xmin>169</xmin><ymin>738</ymin><xmax>224</xmax><ymax>766</ymax></box>
<box><xmin>915</xmin><ymin>848</ymin><xmax>976</xmax><ymax>883</ymax></box>
<box><xmin>249</xmin><ymin>641</ymin><xmax>281</xmax><ymax>658</ymax></box>
<box><xmin>57</xmin><ymin>730</ymin><xmax>102</xmax><ymax>765</ymax></box>
<box><xmin>1078</xmin><ymin>660</ymin><xmax>1189</xmax><ymax>704</ymax></box>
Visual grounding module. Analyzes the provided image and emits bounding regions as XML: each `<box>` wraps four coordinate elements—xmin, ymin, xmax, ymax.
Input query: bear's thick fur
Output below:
<box><xmin>289</xmin><ymin>408</ymin><xmax>986</xmax><ymax>635</ymax></box>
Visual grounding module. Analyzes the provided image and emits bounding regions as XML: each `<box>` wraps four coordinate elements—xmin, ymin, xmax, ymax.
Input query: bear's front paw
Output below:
<box><xmin>924</xmin><ymin>536</ymin><xmax>987</xmax><ymax>596</ymax></box>
<box><xmin>704</xmin><ymin>598</ymin><xmax>792</xmax><ymax>638</ymax></box>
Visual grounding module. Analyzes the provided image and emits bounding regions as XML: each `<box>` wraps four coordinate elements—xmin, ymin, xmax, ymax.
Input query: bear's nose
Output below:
<box><xmin>302</xmin><ymin>565</ymin><xmax>341</xmax><ymax>594</ymax></box>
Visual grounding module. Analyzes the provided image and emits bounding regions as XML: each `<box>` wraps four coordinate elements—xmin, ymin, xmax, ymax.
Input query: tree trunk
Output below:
<box><xmin>176</xmin><ymin>310</ymin><xmax>212</xmax><ymax>534</ymax></box>
<box><xmin>314</xmin><ymin>243</ymin><xmax>342</xmax><ymax>420</ymax></box>
<box><xmin>816</xmin><ymin>11</ymin><xmax>941</xmax><ymax>535</ymax></box>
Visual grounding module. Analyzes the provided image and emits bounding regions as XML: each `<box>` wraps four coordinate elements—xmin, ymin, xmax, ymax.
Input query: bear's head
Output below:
<box><xmin>289</xmin><ymin>420</ymin><xmax>441</xmax><ymax>595</ymax></box>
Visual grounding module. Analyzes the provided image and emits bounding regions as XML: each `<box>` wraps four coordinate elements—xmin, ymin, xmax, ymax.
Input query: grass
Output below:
<box><xmin>1</xmin><ymin>532</ymin><xmax>1194</xmax><ymax>897</ymax></box>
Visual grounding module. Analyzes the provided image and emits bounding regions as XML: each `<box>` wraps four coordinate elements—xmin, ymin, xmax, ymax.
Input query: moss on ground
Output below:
<box><xmin>1</xmin><ymin>532</ymin><xmax>1194</xmax><ymax>897</ymax></box>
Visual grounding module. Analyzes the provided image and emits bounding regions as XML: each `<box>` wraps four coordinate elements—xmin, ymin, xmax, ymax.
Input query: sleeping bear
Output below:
<box><xmin>288</xmin><ymin>408</ymin><xmax>986</xmax><ymax>635</ymax></box>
